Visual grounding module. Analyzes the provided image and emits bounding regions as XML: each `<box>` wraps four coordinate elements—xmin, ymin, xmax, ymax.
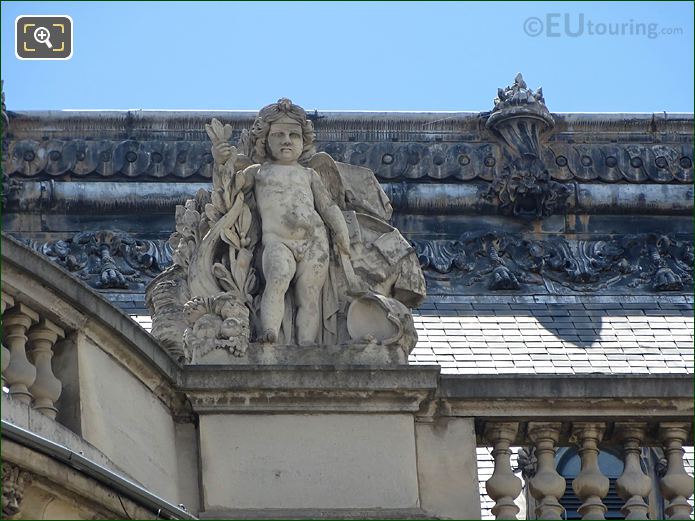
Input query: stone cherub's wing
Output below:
<box><xmin>307</xmin><ymin>152</ymin><xmax>345</xmax><ymax>209</ymax></box>
<box><xmin>334</xmin><ymin>162</ymin><xmax>393</xmax><ymax>221</ymax></box>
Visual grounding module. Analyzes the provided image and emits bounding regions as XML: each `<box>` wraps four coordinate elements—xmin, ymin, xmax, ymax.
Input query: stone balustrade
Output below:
<box><xmin>2</xmin><ymin>296</ymin><xmax>65</xmax><ymax>417</ymax></box>
<box><xmin>477</xmin><ymin>420</ymin><xmax>694</xmax><ymax>521</ymax></box>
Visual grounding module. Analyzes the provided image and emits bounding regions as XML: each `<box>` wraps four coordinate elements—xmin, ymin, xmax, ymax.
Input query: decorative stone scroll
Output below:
<box><xmin>413</xmin><ymin>232</ymin><xmax>693</xmax><ymax>294</ymax></box>
<box><xmin>146</xmin><ymin>99</ymin><xmax>425</xmax><ymax>364</ymax></box>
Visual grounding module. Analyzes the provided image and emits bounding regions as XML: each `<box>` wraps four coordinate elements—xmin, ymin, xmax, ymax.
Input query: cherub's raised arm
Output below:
<box><xmin>311</xmin><ymin>169</ymin><xmax>350</xmax><ymax>253</ymax></box>
<box><xmin>236</xmin><ymin>164</ymin><xmax>258</xmax><ymax>193</ymax></box>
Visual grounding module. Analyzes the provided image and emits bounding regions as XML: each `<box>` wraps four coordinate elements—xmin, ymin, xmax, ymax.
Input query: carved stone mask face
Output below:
<box><xmin>267</xmin><ymin>121</ymin><xmax>303</xmax><ymax>164</ymax></box>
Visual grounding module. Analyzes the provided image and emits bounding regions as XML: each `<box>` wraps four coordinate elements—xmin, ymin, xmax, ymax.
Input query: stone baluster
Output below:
<box><xmin>572</xmin><ymin>422</ymin><xmax>609</xmax><ymax>520</ymax></box>
<box><xmin>1</xmin><ymin>292</ymin><xmax>15</xmax><ymax>384</ymax></box>
<box><xmin>2</xmin><ymin>303</ymin><xmax>39</xmax><ymax>403</ymax></box>
<box><xmin>27</xmin><ymin>319</ymin><xmax>65</xmax><ymax>418</ymax></box>
<box><xmin>615</xmin><ymin>423</ymin><xmax>651</xmax><ymax>520</ymax></box>
<box><xmin>658</xmin><ymin>422</ymin><xmax>694</xmax><ymax>520</ymax></box>
<box><xmin>484</xmin><ymin>422</ymin><xmax>523</xmax><ymax>520</ymax></box>
<box><xmin>528</xmin><ymin>422</ymin><xmax>566</xmax><ymax>520</ymax></box>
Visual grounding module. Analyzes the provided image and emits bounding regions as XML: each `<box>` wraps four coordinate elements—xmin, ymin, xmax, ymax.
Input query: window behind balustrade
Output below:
<box><xmin>555</xmin><ymin>447</ymin><xmax>665</xmax><ymax>520</ymax></box>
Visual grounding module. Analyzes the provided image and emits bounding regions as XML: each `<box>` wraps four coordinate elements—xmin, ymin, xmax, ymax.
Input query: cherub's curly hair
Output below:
<box><xmin>249</xmin><ymin>98</ymin><xmax>315</xmax><ymax>163</ymax></box>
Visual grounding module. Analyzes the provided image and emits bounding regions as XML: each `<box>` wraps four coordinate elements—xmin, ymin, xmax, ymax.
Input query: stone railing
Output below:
<box><xmin>443</xmin><ymin>375</ymin><xmax>695</xmax><ymax>520</ymax></box>
<box><xmin>2</xmin><ymin>295</ymin><xmax>65</xmax><ymax>418</ymax></box>
<box><xmin>1</xmin><ymin>233</ymin><xmax>191</xmax><ymax>519</ymax></box>
<box><xmin>479</xmin><ymin>421</ymin><xmax>692</xmax><ymax>520</ymax></box>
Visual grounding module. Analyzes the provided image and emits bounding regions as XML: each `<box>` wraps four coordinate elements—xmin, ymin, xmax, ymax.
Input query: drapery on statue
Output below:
<box><xmin>146</xmin><ymin>99</ymin><xmax>426</xmax><ymax>364</ymax></box>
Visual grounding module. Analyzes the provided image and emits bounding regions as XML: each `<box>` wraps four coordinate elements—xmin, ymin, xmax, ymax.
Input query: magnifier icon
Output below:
<box><xmin>33</xmin><ymin>26</ymin><xmax>53</xmax><ymax>49</ymax></box>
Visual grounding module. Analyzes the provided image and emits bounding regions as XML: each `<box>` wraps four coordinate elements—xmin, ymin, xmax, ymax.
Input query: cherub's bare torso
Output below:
<box><xmin>222</xmin><ymin>112</ymin><xmax>351</xmax><ymax>345</ymax></box>
<box><xmin>251</xmin><ymin>162</ymin><xmax>331</xmax><ymax>345</ymax></box>
<box><xmin>254</xmin><ymin>163</ymin><xmax>328</xmax><ymax>251</ymax></box>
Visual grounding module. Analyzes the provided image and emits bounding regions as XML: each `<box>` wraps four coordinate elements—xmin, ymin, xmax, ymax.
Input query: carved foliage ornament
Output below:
<box><xmin>25</xmin><ymin>231</ymin><xmax>172</xmax><ymax>291</ymax></box>
<box><xmin>413</xmin><ymin>233</ymin><xmax>693</xmax><ymax>293</ymax></box>
<box><xmin>2</xmin><ymin>463</ymin><xmax>32</xmax><ymax>518</ymax></box>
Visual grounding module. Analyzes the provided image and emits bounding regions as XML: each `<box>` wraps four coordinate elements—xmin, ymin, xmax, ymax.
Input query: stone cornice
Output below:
<box><xmin>5</xmin><ymin>137</ymin><xmax>692</xmax><ymax>184</ymax></box>
<box><xmin>439</xmin><ymin>375</ymin><xmax>694</xmax><ymax>443</ymax></box>
<box><xmin>440</xmin><ymin>374</ymin><xmax>693</xmax><ymax>400</ymax></box>
<box><xmin>4</xmin><ymin>110</ymin><xmax>692</xmax><ymax>183</ymax></box>
<box><xmin>6</xmin><ymin>110</ymin><xmax>694</xmax><ymax>138</ymax></box>
<box><xmin>179</xmin><ymin>365</ymin><xmax>441</xmax><ymax>413</ymax></box>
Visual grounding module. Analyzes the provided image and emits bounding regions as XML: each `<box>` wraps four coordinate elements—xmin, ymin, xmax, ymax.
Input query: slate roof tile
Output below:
<box><xmin>128</xmin><ymin>298</ymin><xmax>692</xmax><ymax>378</ymax></box>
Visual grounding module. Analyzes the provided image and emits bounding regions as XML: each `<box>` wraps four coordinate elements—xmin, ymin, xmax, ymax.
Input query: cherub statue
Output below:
<box><xmin>146</xmin><ymin>98</ymin><xmax>426</xmax><ymax>363</ymax></box>
<box><xmin>212</xmin><ymin>99</ymin><xmax>351</xmax><ymax>345</ymax></box>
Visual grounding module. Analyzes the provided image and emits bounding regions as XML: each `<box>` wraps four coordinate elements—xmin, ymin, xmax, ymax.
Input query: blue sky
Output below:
<box><xmin>1</xmin><ymin>1</ymin><xmax>693</xmax><ymax>112</ymax></box>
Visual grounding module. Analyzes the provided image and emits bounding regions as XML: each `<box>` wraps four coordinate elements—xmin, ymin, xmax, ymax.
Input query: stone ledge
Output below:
<box><xmin>440</xmin><ymin>375</ymin><xmax>694</xmax><ymax>425</ymax></box>
<box><xmin>197</xmin><ymin>341</ymin><xmax>410</xmax><ymax>366</ymax></box>
<box><xmin>1</xmin><ymin>394</ymin><xmax>133</xmax><ymax>480</ymax></box>
<box><xmin>181</xmin><ymin>364</ymin><xmax>440</xmax><ymax>390</ymax></box>
<box><xmin>199</xmin><ymin>508</ymin><xmax>433</xmax><ymax>519</ymax></box>
<box><xmin>2</xmin><ymin>439</ymin><xmax>158</xmax><ymax>520</ymax></box>
<box><xmin>8</xmin><ymin>109</ymin><xmax>692</xmax><ymax>138</ymax></box>
<box><xmin>180</xmin><ymin>365</ymin><xmax>440</xmax><ymax>413</ymax></box>
<box><xmin>440</xmin><ymin>374</ymin><xmax>693</xmax><ymax>399</ymax></box>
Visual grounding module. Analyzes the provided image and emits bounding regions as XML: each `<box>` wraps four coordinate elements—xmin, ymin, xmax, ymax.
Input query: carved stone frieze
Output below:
<box><xmin>413</xmin><ymin>233</ymin><xmax>693</xmax><ymax>294</ymax></box>
<box><xmin>24</xmin><ymin>230</ymin><xmax>172</xmax><ymax>291</ymax></box>
<box><xmin>3</xmin><ymin>138</ymin><xmax>692</xmax><ymax>184</ymax></box>
<box><xmin>2</xmin><ymin>462</ymin><xmax>32</xmax><ymax>518</ymax></box>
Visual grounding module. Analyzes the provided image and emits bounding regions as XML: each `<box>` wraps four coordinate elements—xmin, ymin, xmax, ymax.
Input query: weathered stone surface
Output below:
<box><xmin>75</xmin><ymin>332</ymin><xmax>181</xmax><ymax>502</ymax></box>
<box><xmin>189</xmin><ymin>339</ymin><xmax>411</xmax><ymax>366</ymax></box>
<box><xmin>2</xmin><ymin>461</ymin><xmax>32</xmax><ymax>518</ymax></box>
<box><xmin>415</xmin><ymin>417</ymin><xmax>482</xmax><ymax>519</ymax></box>
<box><xmin>147</xmin><ymin>99</ymin><xmax>425</xmax><ymax>364</ymax></box>
<box><xmin>199</xmin><ymin>508</ymin><xmax>431</xmax><ymax>519</ymax></box>
<box><xmin>2</xmin><ymin>439</ymin><xmax>160</xmax><ymax>520</ymax></box>
<box><xmin>180</xmin><ymin>365</ymin><xmax>440</xmax><ymax>413</ymax></box>
<box><xmin>199</xmin><ymin>413</ymin><xmax>420</xmax><ymax>510</ymax></box>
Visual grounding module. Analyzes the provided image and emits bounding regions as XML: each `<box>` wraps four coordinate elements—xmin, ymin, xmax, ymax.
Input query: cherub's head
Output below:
<box><xmin>249</xmin><ymin>98</ymin><xmax>315</xmax><ymax>164</ymax></box>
